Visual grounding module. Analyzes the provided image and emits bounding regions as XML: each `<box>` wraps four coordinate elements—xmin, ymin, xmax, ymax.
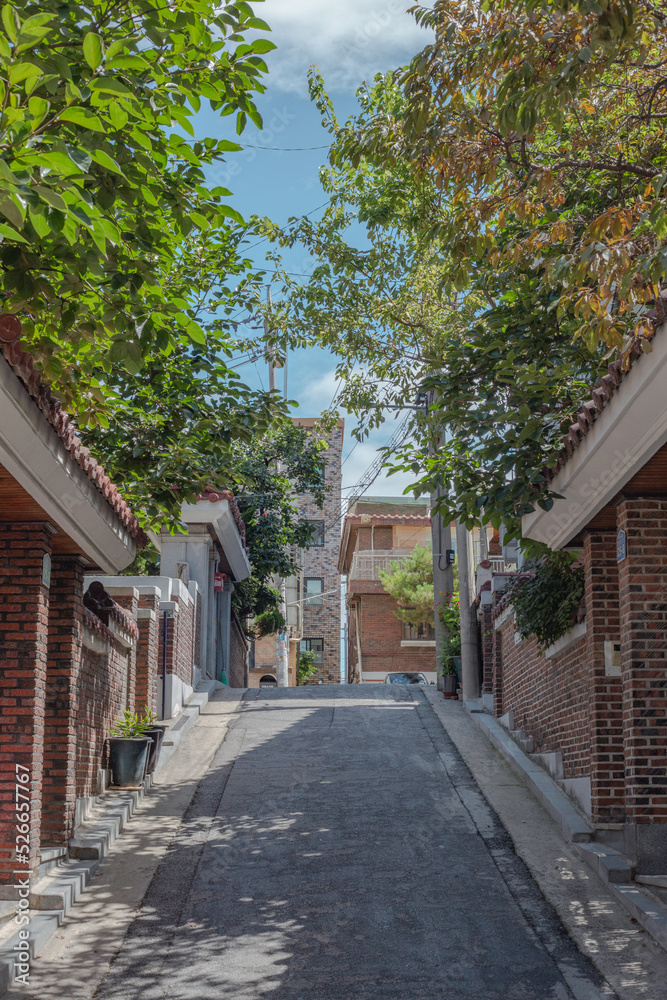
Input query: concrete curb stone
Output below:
<box><xmin>459</xmin><ymin>696</ymin><xmax>667</xmax><ymax>956</ymax></box>
<box><xmin>0</xmin><ymin>679</ymin><xmax>239</xmax><ymax>998</ymax></box>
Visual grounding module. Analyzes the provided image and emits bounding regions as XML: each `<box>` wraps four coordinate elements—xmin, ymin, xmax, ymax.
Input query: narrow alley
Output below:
<box><xmin>17</xmin><ymin>688</ymin><xmax>667</xmax><ymax>1000</ymax></box>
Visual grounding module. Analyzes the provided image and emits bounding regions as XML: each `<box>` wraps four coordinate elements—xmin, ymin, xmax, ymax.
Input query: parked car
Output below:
<box><xmin>384</xmin><ymin>672</ymin><xmax>429</xmax><ymax>685</ymax></box>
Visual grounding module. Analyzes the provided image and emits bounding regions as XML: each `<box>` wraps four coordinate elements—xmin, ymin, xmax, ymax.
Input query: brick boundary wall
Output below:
<box><xmin>481</xmin><ymin>602</ymin><xmax>494</xmax><ymax>695</ymax></box>
<box><xmin>617</xmin><ymin>497</ymin><xmax>667</xmax><ymax>829</ymax></box>
<box><xmin>157</xmin><ymin>594</ymin><xmax>195</xmax><ymax>689</ymax></box>
<box><xmin>136</xmin><ymin>592</ymin><xmax>160</xmax><ymax>714</ymax></box>
<box><xmin>494</xmin><ymin>615</ymin><xmax>590</xmax><ymax>780</ymax></box>
<box><xmin>42</xmin><ymin>556</ymin><xmax>85</xmax><ymax>848</ymax></box>
<box><xmin>0</xmin><ymin>524</ymin><xmax>52</xmax><ymax>885</ymax></box>
<box><xmin>75</xmin><ymin>628</ymin><xmax>136</xmax><ymax>802</ymax></box>
<box><xmin>584</xmin><ymin>531</ymin><xmax>624</xmax><ymax>825</ymax></box>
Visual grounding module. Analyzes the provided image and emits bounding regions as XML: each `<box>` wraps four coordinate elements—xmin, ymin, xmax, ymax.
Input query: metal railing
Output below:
<box><xmin>348</xmin><ymin>549</ymin><xmax>415</xmax><ymax>581</ymax></box>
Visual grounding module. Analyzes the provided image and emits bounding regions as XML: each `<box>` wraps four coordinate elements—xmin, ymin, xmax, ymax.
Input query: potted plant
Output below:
<box><xmin>438</xmin><ymin>594</ymin><xmax>461</xmax><ymax>699</ymax></box>
<box><xmin>108</xmin><ymin>710</ymin><xmax>153</xmax><ymax>787</ymax></box>
<box><xmin>140</xmin><ymin>707</ymin><xmax>167</xmax><ymax>775</ymax></box>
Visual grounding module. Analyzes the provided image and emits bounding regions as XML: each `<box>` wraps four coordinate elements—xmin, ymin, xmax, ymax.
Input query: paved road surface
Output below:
<box><xmin>95</xmin><ymin>686</ymin><xmax>614</xmax><ymax>1000</ymax></box>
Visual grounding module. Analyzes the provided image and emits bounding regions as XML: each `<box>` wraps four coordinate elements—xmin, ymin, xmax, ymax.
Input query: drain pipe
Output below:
<box><xmin>161</xmin><ymin>608</ymin><xmax>168</xmax><ymax>721</ymax></box>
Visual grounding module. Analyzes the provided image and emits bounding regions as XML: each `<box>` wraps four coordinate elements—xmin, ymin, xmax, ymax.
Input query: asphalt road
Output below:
<box><xmin>94</xmin><ymin>686</ymin><xmax>615</xmax><ymax>1000</ymax></box>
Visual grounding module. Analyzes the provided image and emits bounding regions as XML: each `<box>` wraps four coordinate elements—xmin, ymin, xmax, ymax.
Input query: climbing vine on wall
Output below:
<box><xmin>511</xmin><ymin>551</ymin><xmax>585</xmax><ymax>650</ymax></box>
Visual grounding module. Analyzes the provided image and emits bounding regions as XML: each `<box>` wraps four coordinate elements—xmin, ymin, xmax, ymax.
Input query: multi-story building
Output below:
<box><xmin>295</xmin><ymin>418</ymin><xmax>344</xmax><ymax>685</ymax></box>
<box><xmin>247</xmin><ymin>418</ymin><xmax>344</xmax><ymax>687</ymax></box>
<box><xmin>339</xmin><ymin>496</ymin><xmax>437</xmax><ymax>684</ymax></box>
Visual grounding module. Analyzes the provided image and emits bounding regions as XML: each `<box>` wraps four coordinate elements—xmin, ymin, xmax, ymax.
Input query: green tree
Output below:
<box><xmin>342</xmin><ymin>0</ymin><xmax>667</xmax><ymax>352</ymax></box>
<box><xmin>0</xmin><ymin>0</ymin><xmax>274</xmax><ymax>404</ymax></box>
<box><xmin>511</xmin><ymin>551</ymin><xmax>585</xmax><ymax>649</ymax></box>
<box><xmin>297</xmin><ymin>647</ymin><xmax>318</xmax><ymax>685</ymax></box>
<box><xmin>261</xmin><ymin>71</ymin><xmax>610</xmax><ymax>535</ymax></box>
<box><xmin>378</xmin><ymin>544</ymin><xmax>435</xmax><ymax>630</ymax></box>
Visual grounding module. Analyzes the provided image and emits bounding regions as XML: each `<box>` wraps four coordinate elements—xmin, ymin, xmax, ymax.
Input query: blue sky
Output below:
<box><xmin>199</xmin><ymin>1</ymin><xmax>431</xmax><ymax>496</ymax></box>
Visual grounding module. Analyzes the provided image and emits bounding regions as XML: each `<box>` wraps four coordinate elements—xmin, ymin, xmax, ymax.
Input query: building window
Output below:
<box><xmin>304</xmin><ymin>578</ymin><xmax>324</xmax><ymax>606</ymax></box>
<box><xmin>403</xmin><ymin>622</ymin><xmax>436</xmax><ymax>641</ymax></box>
<box><xmin>300</xmin><ymin>638</ymin><xmax>324</xmax><ymax>665</ymax></box>
<box><xmin>306</xmin><ymin>520</ymin><xmax>324</xmax><ymax>546</ymax></box>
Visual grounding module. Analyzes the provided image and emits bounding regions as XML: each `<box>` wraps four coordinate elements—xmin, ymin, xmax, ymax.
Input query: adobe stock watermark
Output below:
<box><xmin>210</xmin><ymin>105</ymin><xmax>299</xmax><ymax>189</ymax></box>
<box><xmin>13</xmin><ymin>763</ymin><xmax>32</xmax><ymax>987</ymax></box>
<box><xmin>340</xmin><ymin>0</ymin><xmax>409</xmax><ymax>58</ymax></box>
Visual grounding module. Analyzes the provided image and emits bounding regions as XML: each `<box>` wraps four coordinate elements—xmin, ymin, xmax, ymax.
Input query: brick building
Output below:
<box><xmin>0</xmin><ymin>320</ymin><xmax>142</xmax><ymax>889</ymax></box>
<box><xmin>339</xmin><ymin>497</ymin><xmax>436</xmax><ymax>684</ymax></box>
<box><xmin>0</xmin><ymin>319</ymin><xmax>252</xmax><ymax>897</ymax></box>
<box><xmin>248</xmin><ymin>419</ymin><xmax>344</xmax><ymax>687</ymax></box>
<box><xmin>296</xmin><ymin>419</ymin><xmax>344</xmax><ymax>685</ymax></box>
<box><xmin>479</xmin><ymin>324</ymin><xmax>667</xmax><ymax>873</ymax></box>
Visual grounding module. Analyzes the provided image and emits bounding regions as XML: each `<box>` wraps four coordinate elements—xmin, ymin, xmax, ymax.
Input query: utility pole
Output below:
<box><xmin>456</xmin><ymin>521</ymin><xmax>480</xmax><ymax>701</ymax></box>
<box><xmin>426</xmin><ymin>391</ymin><xmax>454</xmax><ymax>691</ymax></box>
<box><xmin>264</xmin><ymin>286</ymin><xmax>277</xmax><ymax>392</ymax></box>
<box><xmin>431</xmin><ymin>489</ymin><xmax>454</xmax><ymax>692</ymax></box>
<box><xmin>275</xmin><ymin>579</ymin><xmax>289</xmax><ymax>687</ymax></box>
<box><xmin>264</xmin><ymin>283</ymin><xmax>289</xmax><ymax>684</ymax></box>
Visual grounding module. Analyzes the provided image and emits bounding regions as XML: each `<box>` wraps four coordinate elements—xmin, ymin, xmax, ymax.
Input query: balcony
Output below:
<box><xmin>348</xmin><ymin>549</ymin><xmax>415</xmax><ymax>582</ymax></box>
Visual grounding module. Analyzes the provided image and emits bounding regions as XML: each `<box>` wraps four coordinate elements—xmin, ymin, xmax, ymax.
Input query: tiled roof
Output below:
<box><xmin>0</xmin><ymin>315</ymin><xmax>145</xmax><ymax>543</ymax></box>
<box><xmin>543</xmin><ymin>329</ymin><xmax>657</xmax><ymax>484</ymax></box>
<box><xmin>197</xmin><ymin>487</ymin><xmax>247</xmax><ymax>551</ymax></box>
<box><xmin>344</xmin><ymin>514</ymin><xmax>432</xmax><ymax>526</ymax></box>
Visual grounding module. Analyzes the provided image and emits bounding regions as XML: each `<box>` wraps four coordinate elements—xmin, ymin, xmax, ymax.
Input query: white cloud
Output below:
<box><xmin>258</xmin><ymin>0</ymin><xmax>430</xmax><ymax>95</ymax></box>
<box><xmin>290</xmin><ymin>361</ymin><xmax>422</xmax><ymax>499</ymax></box>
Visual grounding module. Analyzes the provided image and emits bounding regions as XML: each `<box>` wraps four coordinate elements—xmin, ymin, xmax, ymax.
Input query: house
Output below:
<box><xmin>339</xmin><ymin>497</ymin><xmax>436</xmax><ymax>684</ymax></box>
<box><xmin>87</xmin><ymin>487</ymin><xmax>252</xmax><ymax>711</ymax></box>
<box><xmin>248</xmin><ymin>419</ymin><xmax>344</xmax><ymax>687</ymax></box>
<box><xmin>0</xmin><ymin>317</ymin><xmax>252</xmax><ymax>895</ymax></box>
<box><xmin>0</xmin><ymin>318</ymin><xmax>143</xmax><ymax>888</ymax></box>
<box><xmin>482</xmin><ymin>323</ymin><xmax>667</xmax><ymax>872</ymax></box>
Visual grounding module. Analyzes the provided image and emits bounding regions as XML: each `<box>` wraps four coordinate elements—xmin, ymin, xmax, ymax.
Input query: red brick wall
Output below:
<box><xmin>42</xmin><ymin>556</ymin><xmax>85</xmax><ymax>847</ymax></box>
<box><xmin>75</xmin><ymin>617</ymin><xmax>135</xmax><ymax>800</ymax></box>
<box><xmin>584</xmin><ymin>531</ymin><xmax>624</xmax><ymax>824</ymax></box>
<box><xmin>496</xmin><ymin>615</ymin><xmax>590</xmax><ymax>779</ymax></box>
<box><xmin>136</xmin><ymin>593</ymin><xmax>159</xmax><ymax>714</ymax></box>
<box><xmin>359</xmin><ymin>593</ymin><xmax>436</xmax><ymax>674</ymax></box>
<box><xmin>0</xmin><ymin>523</ymin><xmax>52</xmax><ymax>884</ymax></box>
<box><xmin>157</xmin><ymin>594</ymin><xmax>195</xmax><ymax>688</ymax></box>
<box><xmin>481</xmin><ymin>602</ymin><xmax>494</xmax><ymax>695</ymax></box>
<box><xmin>617</xmin><ymin>498</ymin><xmax>667</xmax><ymax>826</ymax></box>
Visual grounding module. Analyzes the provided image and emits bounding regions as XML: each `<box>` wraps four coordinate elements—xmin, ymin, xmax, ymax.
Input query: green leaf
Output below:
<box><xmin>1</xmin><ymin>6</ymin><xmax>18</xmax><ymax>43</ymax></box>
<box><xmin>0</xmin><ymin>195</ymin><xmax>25</xmax><ymax>228</ymax></box>
<box><xmin>218</xmin><ymin>204</ymin><xmax>244</xmax><ymax>224</ymax></box>
<box><xmin>0</xmin><ymin>221</ymin><xmax>28</xmax><ymax>242</ymax></box>
<box><xmin>108</xmin><ymin>103</ymin><xmax>128</xmax><ymax>130</ymax></box>
<box><xmin>83</xmin><ymin>32</ymin><xmax>104</xmax><ymax>71</ymax></box>
<box><xmin>8</xmin><ymin>61</ymin><xmax>40</xmax><ymax>86</ymax></box>
<box><xmin>34</xmin><ymin>185</ymin><xmax>67</xmax><ymax>212</ymax></box>
<box><xmin>66</xmin><ymin>146</ymin><xmax>92</xmax><ymax>172</ymax></box>
<box><xmin>27</xmin><ymin>95</ymin><xmax>49</xmax><ymax>126</ymax></box>
<box><xmin>90</xmin><ymin>148</ymin><xmax>124</xmax><ymax>175</ymax></box>
<box><xmin>249</xmin><ymin>39</ymin><xmax>276</xmax><ymax>54</ymax></box>
<box><xmin>89</xmin><ymin>77</ymin><xmax>131</xmax><ymax>98</ymax></box>
<box><xmin>59</xmin><ymin>107</ymin><xmax>105</xmax><ymax>131</ymax></box>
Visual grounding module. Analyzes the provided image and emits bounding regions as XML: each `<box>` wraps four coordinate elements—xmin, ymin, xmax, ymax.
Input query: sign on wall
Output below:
<box><xmin>616</xmin><ymin>529</ymin><xmax>627</xmax><ymax>563</ymax></box>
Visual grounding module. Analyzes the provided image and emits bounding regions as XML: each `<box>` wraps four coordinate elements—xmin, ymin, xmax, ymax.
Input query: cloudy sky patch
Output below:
<box><xmin>259</xmin><ymin>0</ymin><xmax>430</xmax><ymax>95</ymax></box>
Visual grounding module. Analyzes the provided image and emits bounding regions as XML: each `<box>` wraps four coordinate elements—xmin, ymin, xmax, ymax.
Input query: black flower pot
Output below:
<box><xmin>443</xmin><ymin>674</ymin><xmax>458</xmax><ymax>698</ymax></box>
<box><xmin>109</xmin><ymin>738</ymin><xmax>152</xmax><ymax>787</ymax></box>
<box><xmin>144</xmin><ymin>726</ymin><xmax>167</xmax><ymax>775</ymax></box>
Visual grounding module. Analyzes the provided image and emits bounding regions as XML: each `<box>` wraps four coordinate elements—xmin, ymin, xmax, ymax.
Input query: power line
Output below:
<box><xmin>326</xmin><ymin>415</ymin><xmax>414</xmax><ymax>531</ymax></box>
<box><xmin>240</xmin><ymin>143</ymin><xmax>330</xmax><ymax>151</ymax></box>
